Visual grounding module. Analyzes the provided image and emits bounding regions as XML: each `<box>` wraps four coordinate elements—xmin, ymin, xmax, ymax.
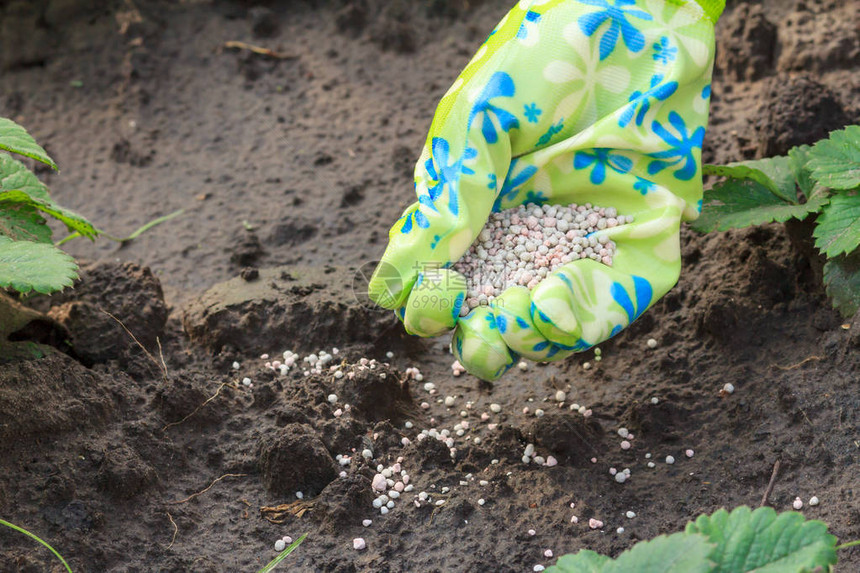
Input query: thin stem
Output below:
<box><xmin>54</xmin><ymin>232</ymin><xmax>81</xmax><ymax>247</ymax></box>
<box><xmin>837</xmin><ymin>539</ymin><xmax>860</xmax><ymax>550</ymax></box>
<box><xmin>0</xmin><ymin>519</ymin><xmax>73</xmax><ymax>572</ymax></box>
<box><xmin>54</xmin><ymin>209</ymin><xmax>184</xmax><ymax>246</ymax></box>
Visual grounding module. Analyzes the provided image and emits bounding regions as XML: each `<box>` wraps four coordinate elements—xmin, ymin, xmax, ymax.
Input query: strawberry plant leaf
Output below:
<box><xmin>823</xmin><ymin>251</ymin><xmax>860</xmax><ymax>317</ymax></box>
<box><xmin>0</xmin><ymin>154</ymin><xmax>98</xmax><ymax>239</ymax></box>
<box><xmin>0</xmin><ymin>236</ymin><xmax>78</xmax><ymax>294</ymax></box>
<box><xmin>704</xmin><ymin>156</ymin><xmax>798</xmax><ymax>203</ymax></box>
<box><xmin>685</xmin><ymin>506</ymin><xmax>837</xmax><ymax>573</ymax></box>
<box><xmin>0</xmin><ymin>203</ymin><xmax>52</xmax><ymax>243</ymax></box>
<box><xmin>550</xmin><ymin>550</ymin><xmax>609</xmax><ymax>572</ymax></box>
<box><xmin>0</xmin><ymin>118</ymin><xmax>58</xmax><ymax>170</ymax></box>
<box><xmin>812</xmin><ymin>192</ymin><xmax>860</xmax><ymax>257</ymax></box>
<box><xmin>548</xmin><ymin>533</ymin><xmax>713</xmax><ymax>573</ymax></box>
<box><xmin>788</xmin><ymin>145</ymin><xmax>829</xmax><ymax>200</ymax></box>
<box><xmin>807</xmin><ymin>125</ymin><xmax>860</xmax><ymax>190</ymax></box>
<box><xmin>692</xmin><ymin>178</ymin><xmax>827</xmax><ymax>233</ymax></box>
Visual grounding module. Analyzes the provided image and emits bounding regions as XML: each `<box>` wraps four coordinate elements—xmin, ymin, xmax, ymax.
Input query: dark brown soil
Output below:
<box><xmin>1</xmin><ymin>0</ymin><xmax>859</xmax><ymax>571</ymax></box>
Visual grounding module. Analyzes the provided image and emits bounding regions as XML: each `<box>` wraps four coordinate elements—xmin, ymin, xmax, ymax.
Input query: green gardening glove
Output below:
<box><xmin>369</xmin><ymin>0</ymin><xmax>725</xmax><ymax>380</ymax></box>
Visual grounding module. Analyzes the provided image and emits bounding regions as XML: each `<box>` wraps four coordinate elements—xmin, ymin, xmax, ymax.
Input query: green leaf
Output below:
<box><xmin>550</xmin><ymin>550</ymin><xmax>609</xmax><ymax>572</ymax></box>
<box><xmin>813</xmin><ymin>192</ymin><xmax>860</xmax><ymax>257</ymax></box>
<box><xmin>704</xmin><ymin>156</ymin><xmax>798</xmax><ymax>203</ymax></box>
<box><xmin>823</xmin><ymin>251</ymin><xmax>860</xmax><ymax>318</ymax></box>
<box><xmin>256</xmin><ymin>532</ymin><xmax>308</xmax><ymax>573</ymax></box>
<box><xmin>0</xmin><ymin>154</ymin><xmax>98</xmax><ymax>239</ymax></box>
<box><xmin>0</xmin><ymin>236</ymin><xmax>78</xmax><ymax>294</ymax></box>
<box><xmin>788</xmin><ymin>145</ymin><xmax>829</xmax><ymax>201</ymax></box>
<box><xmin>685</xmin><ymin>506</ymin><xmax>837</xmax><ymax>573</ymax></box>
<box><xmin>692</xmin><ymin>179</ymin><xmax>827</xmax><ymax>233</ymax></box>
<box><xmin>548</xmin><ymin>533</ymin><xmax>713</xmax><ymax>573</ymax></box>
<box><xmin>0</xmin><ymin>203</ymin><xmax>52</xmax><ymax>243</ymax></box>
<box><xmin>807</xmin><ymin>125</ymin><xmax>860</xmax><ymax>190</ymax></box>
<box><xmin>0</xmin><ymin>118</ymin><xmax>58</xmax><ymax>169</ymax></box>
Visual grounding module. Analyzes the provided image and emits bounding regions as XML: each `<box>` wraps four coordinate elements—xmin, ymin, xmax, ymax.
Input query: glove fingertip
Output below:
<box><xmin>403</xmin><ymin>269</ymin><xmax>467</xmax><ymax>337</ymax></box>
<box><xmin>367</xmin><ymin>260</ymin><xmax>411</xmax><ymax>310</ymax></box>
<box><xmin>452</xmin><ymin>307</ymin><xmax>516</xmax><ymax>382</ymax></box>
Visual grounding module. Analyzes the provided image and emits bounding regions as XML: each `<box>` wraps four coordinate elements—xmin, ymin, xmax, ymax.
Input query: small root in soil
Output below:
<box><xmin>168</xmin><ymin>473</ymin><xmax>248</xmax><ymax>505</ymax></box>
<box><xmin>165</xmin><ymin>511</ymin><xmax>178</xmax><ymax>550</ymax></box>
<box><xmin>103</xmin><ymin>309</ymin><xmax>167</xmax><ymax>379</ymax></box>
<box><xmin>161</xmin><ymin>382</ymin><xmax>231</xmax><ymax>432</ymax></box>
<box><xmin>772</xmin><ymin>355</ymin><xmax>824</xmax><ymax>370</ymax></box>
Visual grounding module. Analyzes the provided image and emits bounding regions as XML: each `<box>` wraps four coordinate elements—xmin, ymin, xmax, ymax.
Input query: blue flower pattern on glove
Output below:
<box><xmin>495</xmin><ymin>314</ymin><xmax>507</xmax><ymax>333</ymax></box>
<box><xmin>618</xmin><ymin>74</ymin><xmax>678</xmax><ymax>128</ymax></box>
<box><xmin>524</xmin><ymin>103</ymin><xmax>542</xmax><ymax>123</ymax></box>
<box><xmin>524</xmin><ymin>190</ymin><xmax>548</xmax><ymax>205</ymax></box>
<box><xmin>425</xmin><ymin>137</ymin><xmax>478</xmax><ymax>216</ymax></box>
<box><xmin>468</xmin><ymin>72</ymin><xmax>520</xmax><ymax>144</ymax></box>
<box><xmin>400</xmin><ymin>205</ymin><xmax>431</xmax><ymax>234</ymax></box>
<box><xmin>536</xmin><ymin>119</ymin><xmax>564</xmax><ymax>147</ymax></box>
<box><xmin>576</xmin><ymin>0</ymin><xmax>653</xmax><ymax>60</ymax></box>
<box><xmin>485</xmin><ymin>313</ymin><xmax>498</xmax><ymax>330</ymax></box>
<box><xmin>451</xmin><ymin>293</ymin><xmax>465</xmax><ymax>320</ymax></box>
<box><xmin>493</xmin><ymin>158</ymin><xmax>539</xmax><ymax>211</ymax></box>
<box><xmin>517</xmin><ymin>10</ymin><xmax>542</xmax><ymax>40</ymax></box>
<box><xmin>609</xmin><ymin>275</ymin><xmax>653</xmax><ymax>336</ymax></box>
<box><xmin>647</xmin><ymin>111</ymin><xmax>705</xmax><ymax>181</ymax></box>
<box><xmin>574</xmin><ymin>148</ymin><xmax>633</xmax><ymax>185</ymax></box>
<box><xmin>652</xmin><ymin>36</ymin><xmax>677</xmax><ymax>64</ymax></box>
<box><xmin>633</xmin><ymin>176</ymin><xmax>656</xmax><ymax>195</ymax></box>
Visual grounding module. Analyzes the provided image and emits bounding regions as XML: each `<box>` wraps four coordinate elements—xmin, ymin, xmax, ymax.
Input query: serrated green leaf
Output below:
<box><xmin>704</xmin><ymin>156</ymin><xmax>798</xmax><ymax>204</ymax></box>
<box><xmin>548</xmin><ymin>550</ymin><xmax>609</xmax><ymax>572</ymax></box>
<box><xmin>807</xmin><ymin>125</ymin><xmax>860</xmax><ymax>190</ymax></box>
<box><xmin>0</xmin><ymin>154</ymin><xmax>98</xmax><ymax>239</ymax></box>
<box><xmin>692</xmin><ymin>179</ymin><xmax>827</xmax><ymax>233</ymax></box>
<box><xmin>686</xmin><ymin>506</ymin><xmax>837</xmax><ymax>573</ymax></box>
<box><xmin>603</xmin><ymin>533</ymin><xmax>712</xmax><ymax>573</ymax></box>
<box><xmin>788</xmin><ymin>145</ymin><xmax>832</xmax><ymax>201</ymax></box>
<box><xmin>0</xmin><ymin>118</ymin><xmax>58</xmax><ymax>170</ymax></box>
<box><xmin>548</xmin><ymin>533</ymin><xmax>713</xmax><ymax>573</ymax></box>
<box><xmin>0</xmin><ymin>236</ymin><xmax>78</xmax><ymax>294</ymax></box>
<box><xmin>813</xmin><ymin>192</ymin><xmax>860</xmax><ymax>257</ymax></box>
<box><xmin>0</xmin><ymin>203</ymin><xmax>52</xmax><ymax>243</ymax></box>
<box><xmin>823</xmin><ymin>251</ymin><xmax>860</xmax><ymax>318</ymax></box>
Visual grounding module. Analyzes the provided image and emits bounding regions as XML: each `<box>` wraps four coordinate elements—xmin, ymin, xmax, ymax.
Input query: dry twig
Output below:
<box><xmin>223</xmin><ymin>41</ymin><xmax>296</xmax><ymax>59</ymax></box>
<box><xmin>260</xmin><ymin>500</ymin><xmax>315</xmax><ymax>524</ymax></box>
<box><xmin>760</xmin><ymin>460</ymin><xmax>781</xmax><ymax>507</ymax></box>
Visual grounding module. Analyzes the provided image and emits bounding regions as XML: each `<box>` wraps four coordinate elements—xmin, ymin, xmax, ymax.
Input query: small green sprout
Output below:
<box><xmin>0</xmin><ymin>518</ymin><xmax>73</xmax><ymax>572</ymax></box>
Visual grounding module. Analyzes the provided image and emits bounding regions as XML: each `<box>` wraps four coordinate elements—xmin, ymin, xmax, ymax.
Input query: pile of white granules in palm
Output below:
<box><xmin>453</xmin><ymin>202</ymin><xmax>632</xmax><ymax>315</ymax></box>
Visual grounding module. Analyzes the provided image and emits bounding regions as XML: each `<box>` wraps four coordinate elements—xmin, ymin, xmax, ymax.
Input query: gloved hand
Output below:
<box><xmin>369</xmin><ymin>0</ymin><xmax>725</xmax><ymax>380</ymax></box>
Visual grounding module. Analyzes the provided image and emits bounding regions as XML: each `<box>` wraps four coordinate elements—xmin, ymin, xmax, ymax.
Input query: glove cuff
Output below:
<box><xmin>688</xmin><ymin>0</ymin><xmax>726</xmax><ymax>23</ymax></box>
